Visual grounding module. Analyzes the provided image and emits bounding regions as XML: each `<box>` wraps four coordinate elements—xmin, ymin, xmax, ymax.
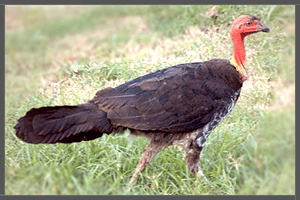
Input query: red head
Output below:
<box><xmin>230</xmin><ymin>15</ymin><xmax>270</xmax><ymax>81</ymax></box>
<box><xmin>230</xmin><ymin>14</ymin><xmax>270</xmax><ymax>39</ymax></box>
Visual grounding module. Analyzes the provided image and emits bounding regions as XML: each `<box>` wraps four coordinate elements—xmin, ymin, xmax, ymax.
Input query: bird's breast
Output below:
<box><xmin>196</xmin><ymin>89</ymin><xmax>241</xmax><ymax>148</ymax></box>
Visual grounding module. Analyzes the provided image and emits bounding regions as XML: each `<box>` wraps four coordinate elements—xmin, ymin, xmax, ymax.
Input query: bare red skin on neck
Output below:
<box><xmin>229</xmin><ymin>16</ymin><xmax>261</xmax><ymax>81</ymax></box>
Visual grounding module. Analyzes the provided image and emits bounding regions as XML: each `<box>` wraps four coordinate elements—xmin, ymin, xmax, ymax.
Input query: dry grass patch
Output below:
<box><xmin>40</xmin><ymin>62</ymin><xmax>129</xmax><ymax>106</ymax></box>
<box><xmin>41</xmin><ymin>77</ymin><xmax>96</xmax><ymax>105</ymax></box>
<box><xmin>47</xmin><ymin>22</ymin><xmax>232</xmax><ymax>66</ymax></box>
<box><xmin>5</xmin><ymin>5</ymin><xmax>93</xmax><ymax>32</ymax></box>
<box><xmin>48</xmin><ymin>16</ymin><xmax>148</xmax><ymax>64</ymax></box>
<box><xmin>270</xmin><ymin>80</ymin><xmax>295</xmax><ymax>111</ymax></box>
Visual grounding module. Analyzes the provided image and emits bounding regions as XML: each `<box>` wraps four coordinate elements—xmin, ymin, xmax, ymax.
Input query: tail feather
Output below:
<box><xmin>14</xmin><ymin>104</ymin><xmax>113</xmax><ymax>144</ymax></box>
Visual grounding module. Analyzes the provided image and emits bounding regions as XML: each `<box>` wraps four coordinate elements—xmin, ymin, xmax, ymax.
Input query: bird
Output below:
<box><xmin>14</xmin><ymin>14</ymin><xmax>270</xmax><ymax>185</ymax></box>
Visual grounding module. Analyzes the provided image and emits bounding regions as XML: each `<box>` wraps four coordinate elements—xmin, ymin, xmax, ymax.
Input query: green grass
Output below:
<box><xmin>5</xmin><ymin>5</ymin><xmax>295</xmax><ymax>195</ymax></box>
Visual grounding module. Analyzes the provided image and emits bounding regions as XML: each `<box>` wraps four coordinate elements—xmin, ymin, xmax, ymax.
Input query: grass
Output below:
<box><xmin>5</xmin><ymin>5</ymin><xmax>295</xmax><ymax>195</ymax></box>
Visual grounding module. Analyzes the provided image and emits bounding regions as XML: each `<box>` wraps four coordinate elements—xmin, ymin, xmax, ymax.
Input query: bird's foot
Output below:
<box><xmin>197</xmin><ymin>168</ymin><xmax>209</xmax><ymax>182</ymax></box>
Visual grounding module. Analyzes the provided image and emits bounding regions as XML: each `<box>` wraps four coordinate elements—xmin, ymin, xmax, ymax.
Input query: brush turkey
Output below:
<box><xmin>15</xmin><ymin>15</ymin><xmax>270</xmax><ymax>184</ymax></box>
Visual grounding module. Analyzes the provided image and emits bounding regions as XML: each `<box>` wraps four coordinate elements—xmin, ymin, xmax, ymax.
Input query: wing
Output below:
<box><xmin>91</xmin><ymin>60</ymin><xmax>242</xmax><ymax>132</ymax></box>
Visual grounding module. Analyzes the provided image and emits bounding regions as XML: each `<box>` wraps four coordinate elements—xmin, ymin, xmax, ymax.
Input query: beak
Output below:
<box><xmin>256</xmin><ymin>23</ymin><xmax>270</xmax><ymax>32</ymax></box>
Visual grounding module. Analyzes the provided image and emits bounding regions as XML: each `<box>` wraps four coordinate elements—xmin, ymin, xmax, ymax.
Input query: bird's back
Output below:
<box><xmin>91</xmin><ymin>59</ymin><xmax>243</xmax><ymax>133</ymax></box>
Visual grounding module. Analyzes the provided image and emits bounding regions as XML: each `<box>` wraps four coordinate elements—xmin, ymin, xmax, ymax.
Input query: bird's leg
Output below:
<box><xmin>185</xmin><ymin>141</ymin><xmax>208</xmax><ymax>181</ymax></box>
<box><xmin>129</xmin><ymin>140</ymin><xmax>170</xmax><ymax>185</ymax></box>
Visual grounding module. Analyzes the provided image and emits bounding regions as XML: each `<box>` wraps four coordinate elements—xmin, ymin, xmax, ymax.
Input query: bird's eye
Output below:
<box><xmin>246</xmin><ymin>21</ymin><xmax>252</xmax><ymax>26</ymax></box>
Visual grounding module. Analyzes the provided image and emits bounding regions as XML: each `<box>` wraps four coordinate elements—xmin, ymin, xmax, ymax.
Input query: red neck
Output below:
<box><xmin>233</xmin><ymin>33</ymin><xmax>246</xmax><ymax>67</ymax></box>
<box><xmin>230</xmin><ymin>31</ymin><xmax>247</xmax><ymax>80</ymax></box>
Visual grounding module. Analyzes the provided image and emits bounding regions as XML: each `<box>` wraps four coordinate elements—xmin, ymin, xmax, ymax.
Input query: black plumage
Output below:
<box><xmin>16</xmin><ymin>60</ymin><xmax>241</xmax><ymax>142</ymax></box>
<box><xmin>14</xmin><ymin>15</ymin><xmax>270</xmax><ymax>184</ymax></box>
